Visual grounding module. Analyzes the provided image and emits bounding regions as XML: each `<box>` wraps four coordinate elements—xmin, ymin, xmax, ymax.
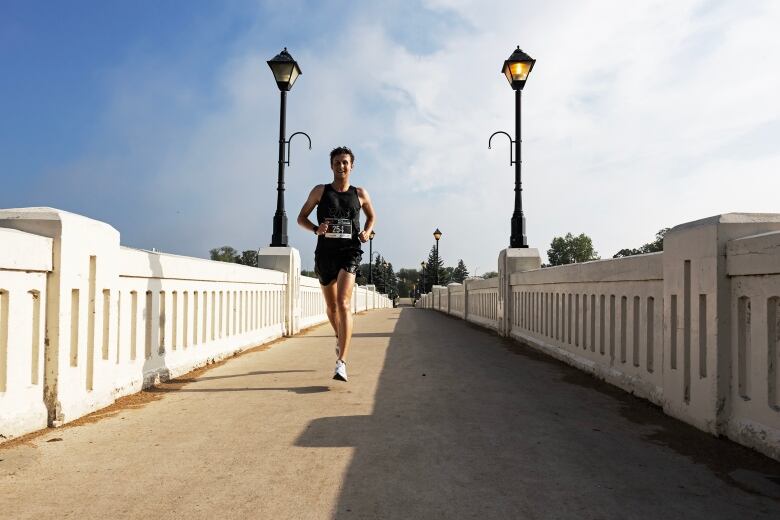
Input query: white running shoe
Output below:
<box><xmin>333</xmin><ymin>359</ymin><xmax>348</xmax><ymax>382</ymax></box>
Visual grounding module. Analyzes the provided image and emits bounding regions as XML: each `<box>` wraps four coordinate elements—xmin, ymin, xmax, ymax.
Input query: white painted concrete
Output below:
<box><xmin>0</xmin><ymin>207</ymin><xmax>391</xmax><ymax>442</ymax></box>
<box><xmin>0</xmin><ymin>226</ymin><xmax>53</xmax><ymax>439</ymax></box>
<box><xmin>417</xmin><ymin>213</ymin><xmax>780</xmax><ymax>461</ymax></box>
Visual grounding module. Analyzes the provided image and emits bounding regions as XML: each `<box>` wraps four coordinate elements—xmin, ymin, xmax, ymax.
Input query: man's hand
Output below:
<box><xmin>316</xmin><ymin>223</ymin><xmax>328</xmax><ymax>236</ymax></box>
<box><xmin>358</xmin><ymin>230</ymin><xmax>371</xmax><ymax>243</ymax></box>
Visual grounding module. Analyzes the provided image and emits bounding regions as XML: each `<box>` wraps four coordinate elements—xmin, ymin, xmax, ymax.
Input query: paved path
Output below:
<box><xmin>2</xmin><ymin>307</ymin><xmax>780</xmax><ymax>519</ymax></box>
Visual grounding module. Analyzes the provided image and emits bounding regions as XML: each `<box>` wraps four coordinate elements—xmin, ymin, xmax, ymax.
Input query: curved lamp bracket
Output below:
<box><xmin>285</xmin><ymin>131</ymin><xmax>312</xmax><ymax>166</ymax></box>
<box><xmin>488</xmin><ymin>130</ymin><xmax>515</xmax><ymax>166</ymax></box>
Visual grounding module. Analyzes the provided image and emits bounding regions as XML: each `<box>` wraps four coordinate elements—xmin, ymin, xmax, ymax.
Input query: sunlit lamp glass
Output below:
<box><xmin>271</xmin><ymin>64</ymin><xmax>299</xmax><ymax>87</ymax></box>
<box><xmin>504</xmin><ymin>61</ymin><xmax>531</xmax><ymax>83</ymax></box>
<box><xmin>267</xmin><ymin>48</ymin><xmax>302</xmax><ymax>91</ymax></box>
<box><xmin>501</xmin><ymin>47</ymin><xmax>535</xmax><ymax>90</ymax></box>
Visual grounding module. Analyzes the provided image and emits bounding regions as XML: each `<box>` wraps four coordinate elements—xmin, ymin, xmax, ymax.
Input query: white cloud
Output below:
<box><xmin>32</xmin><ymin>0</ymin><xmax>780</xmax><ymax>272</ymax></box>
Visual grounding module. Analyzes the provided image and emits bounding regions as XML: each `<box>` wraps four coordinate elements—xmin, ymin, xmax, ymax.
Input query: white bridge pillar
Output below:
<box><xmin>256</xmin><ymin>247</ymin><xmax>301</xmax><ymax>337</ymax></box>
<box><xmin>497</xmin><ymin>248</ymin><xmax>541</xmax><ymax>337</ymax></box>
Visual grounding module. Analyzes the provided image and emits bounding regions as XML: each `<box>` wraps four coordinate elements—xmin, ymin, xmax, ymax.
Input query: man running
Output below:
<box><xmin>297</xmin><ymin>146</ymin><xmax>376</xmax><ymax>382</ymax></box>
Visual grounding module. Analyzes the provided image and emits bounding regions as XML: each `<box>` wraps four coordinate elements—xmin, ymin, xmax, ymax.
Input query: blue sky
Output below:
<box><xmin>2</xmin><ymin>0</ymin><xmax>779</xmax><ymax>274</ymax></box>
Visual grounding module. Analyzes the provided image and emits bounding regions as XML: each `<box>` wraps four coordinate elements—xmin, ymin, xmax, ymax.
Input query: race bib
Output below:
<box><xmin>324</xmin><ymin>218</ymin><xmax>352</xmax><ymax>239</ymax></box>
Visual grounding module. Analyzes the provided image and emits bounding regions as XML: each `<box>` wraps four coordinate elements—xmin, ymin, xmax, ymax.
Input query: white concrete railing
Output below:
<box><xmin>0</xmin><ymin>207</ymin><xmax>391</xmax><ymax>442</ymax></box>
<box><xmin>433</xmin><ymin>285</ymin><xmax>447</xmax><ymax>313</ymax></box>
<box><xmin>724</xmin><ymin>230</ymin><xmax>780</xmax><ymax>455</ymax></box>
<box><xmin>448</xmin><ymin>283</ymin><xmax>465</xmax><ymax>319</ymax></box>
<box><xmin>0</xmin><ymin>228</ymin><xmax>52</xmax><ymax>439</ymax></box>
<box><xmin>114</xmin><ymin>247</ymin><xmax>288</xmax><ymax>392</ymax></box>
<box><xmin>416</xmin><ymin>214</ymin><xmax>780</xmax><ymax>461</ymax></box>
<box><xmin>300</xmin><ymin>275</ymin><xmax>328</xmax><ymax>330</ymax></box>
<box><xmin>509</xmin><ymin>253</ymin><xmax>664</xmax><ymax>404</ymax></box>
<box><xmin>465</xmin><ymin>278</ymin><xmax>500</xmax><ymax>331</ymax></box>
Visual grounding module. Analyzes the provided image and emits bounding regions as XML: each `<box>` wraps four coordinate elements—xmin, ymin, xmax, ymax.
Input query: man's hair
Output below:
<box><xmin>330</xmin><ymin>146</ymin><xmax>355</xmax><ymax>165</ymax></box>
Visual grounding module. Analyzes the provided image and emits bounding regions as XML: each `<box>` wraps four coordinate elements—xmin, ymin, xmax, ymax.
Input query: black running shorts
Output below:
<box><xmin>314</xmin><ymin>250</ymin><xmax>362</xmax><ymax>286</ymax></box>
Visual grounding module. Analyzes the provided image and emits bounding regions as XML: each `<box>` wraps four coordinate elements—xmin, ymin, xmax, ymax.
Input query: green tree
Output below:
<box><xmin>547</xmin><ymin>233</ymin><xmax>599</xmax><ymax>266</ymax></box>
<box><xmin>367</xmin><ymin>256</ymin><xmax>398</xmax><ymax>297</ymax></box>
<box><xmin>482</xmin><ymin>271</ymin><xmax>498</xmax><ymax>279</ymax></box>
<box><xmin>451</xmin><ymin>259</ymin><xmax>469</xmax><ymax>283</ymax></box>
<box><xmin>396</xmin><ymin>268</ymin><xmax>420</xmax><ymax>297</ymax></box>
<box><xmin>613</xmin><ymin>228</ymin><xmax>671</xmax><ymax>258</ymax></box>
<box><xmin>424</xmin><ymin>245</ymin><xmax>446</xmax><ymax>291</ymax></box>
<box><xmin>238</xmin><ymin>250</ymin><xmax>258</xmax><ymax>266</ymax></box>
<box><xmin>209</xmin><ymin>246</ymin><xmax>239</xmax><ymax>263</ymax></box>
<box><xmin>385</xmin><ymin>262</ymin><xmax>399</xmax><ymax>299</ymax></box>
<box><xmin>373</xmin><ymin>255</ymin><xmax>385</xmax><ymax>292</ymax></box>
<box><xmin>301</xmin><ymin>269</ymin><xmax>317</xmax><ymax>278</ymax></box>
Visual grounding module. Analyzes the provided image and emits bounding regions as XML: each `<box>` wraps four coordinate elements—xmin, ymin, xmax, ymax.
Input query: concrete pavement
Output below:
<box><xmin>2</xmin><ymin>306</ymin><xmax>780</xmax><ymax>519</ymax></box>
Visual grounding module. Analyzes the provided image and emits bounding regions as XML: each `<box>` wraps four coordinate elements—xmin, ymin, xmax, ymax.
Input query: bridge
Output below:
<box><xmin>2</xmin><ymin>208</ymin><xmax>780</xmax><ymax>518</ymax></box>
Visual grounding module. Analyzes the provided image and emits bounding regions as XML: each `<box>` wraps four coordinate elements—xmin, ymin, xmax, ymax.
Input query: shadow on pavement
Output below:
<box><xmin>293</xmin><ymin>333</ymin><xmax>394</xmax><ymax>339</ymax></box>
<box><xmin>296</xmin><ymin>308</ymin><xmax>780</xmax><ymax>519</ymax></box>
<box><xmin>175</xmin><ymin>369</ymin><xmax>315</xmax><ymax>383</ymax></box>
<box><xmin>148</xmin><ymin>385</ymin><xmax>330</xmax><ymax>395</ymax></box>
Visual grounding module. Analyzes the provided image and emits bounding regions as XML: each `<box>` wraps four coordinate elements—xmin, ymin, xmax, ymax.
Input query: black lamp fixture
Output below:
<box><xmin>433</xmin><ymin>228</ymin><xmax>442</xmax><ymax>285</ymax></box>
<box><xmin>489</xmin><ymin>46</ymin><xmax>536</xmax><ymax>248</ymax></box>
<box><xmin>267</xmin><ymin>47</ymin><xmax>302</xmax><ymax>91</ymax></box>
<box><xmin>267</xmin><ymin>47</ymin><xmax>311</xmax><ymax>247</ymax></box>
<box><xmin>502</xmin><ymin>46</ymin><xmax>535</xmax><ymax>90</ymax></box>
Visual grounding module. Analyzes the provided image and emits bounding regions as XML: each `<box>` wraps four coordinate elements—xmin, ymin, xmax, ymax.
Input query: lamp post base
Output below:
<box><xmin>270</xmin><ymin>213</ymin><xmax>288</xmax><ymax>247</ymax></box>
<box><xmin>510</xmin><ymin>214</ymin><xmax>528</xmax><ymax>248</ymax></box>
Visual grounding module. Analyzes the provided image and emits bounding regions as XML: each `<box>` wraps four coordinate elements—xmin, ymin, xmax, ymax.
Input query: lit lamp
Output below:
<box><xmin>489</xmin><ymin>46</ymin><xmax>535</xmax><ymax>248</ymax></box>
<box><xmin>502</xmin><ymin>47</ymin><xmax>535</xmax><ymax>90</ymax></box>
<box><xmin>267</xmin><ymin>47</ymin><xmax>310</xmax><ymax>247</ymax></box>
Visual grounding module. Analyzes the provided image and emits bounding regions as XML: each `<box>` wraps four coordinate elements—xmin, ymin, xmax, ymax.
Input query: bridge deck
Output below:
<box><xmin>2</xmin><ymin>307</ymin><xmax>780</xmax><ymax>519</ymax></box>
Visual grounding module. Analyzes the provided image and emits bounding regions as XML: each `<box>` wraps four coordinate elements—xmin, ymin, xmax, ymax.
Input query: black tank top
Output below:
<box><xmin>315</xmin><ymin>184</ymin><xmax>362</xmax><ymax>254</ymax></box>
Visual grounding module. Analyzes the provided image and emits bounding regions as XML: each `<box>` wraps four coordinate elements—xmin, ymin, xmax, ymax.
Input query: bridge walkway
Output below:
<box><xmin>2</xmin><ymin>306</ymin><xmax>780</xmax><ymax>519</ymax></box>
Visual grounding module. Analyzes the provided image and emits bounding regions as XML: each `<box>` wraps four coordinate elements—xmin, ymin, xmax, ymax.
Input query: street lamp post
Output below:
<box><xmin>368</xmin><ymin>230</ymin><xmax>376</xmax><ymax>284</ymax></box>
<box><xmin>382</xmin><ymin>260</ymin><xmax>389</xmax><ymax>296</ymax></box>
<box><xmin>420</xmin><ymin>261</ymin><xmax>427</xmax><ymax>294</ymax></box>
<box><xmin>489</xmin><ymin>46</ymin><xmax>535</xmax><ymax>248</ymax></box>
<box><xmin>267</xmin><ymin>47</ymin><xmax>311</xmax><ymax>247</ymax></box>
<box><xmin>433</xmin><ymin>228</ymin><xmax>442</xmax><ymax>285</ymax></box>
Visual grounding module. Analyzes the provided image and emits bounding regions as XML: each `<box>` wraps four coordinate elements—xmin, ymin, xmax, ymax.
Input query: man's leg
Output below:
<box><xmin>335</xmin><ymin>269</ymin><xmax>356</xmax><ymax>361</ymax></box>
<box><xmin>320</xmin><ymin>280</ymin><xmax>340</xmax><ymax>340</ymax></box>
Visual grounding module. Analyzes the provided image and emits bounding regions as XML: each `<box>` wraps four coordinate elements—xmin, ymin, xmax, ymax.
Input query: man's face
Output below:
<box><xmin>331</xmin><ymin>153</ymin><xmax>353</xmax><ymax>180</ymax></box>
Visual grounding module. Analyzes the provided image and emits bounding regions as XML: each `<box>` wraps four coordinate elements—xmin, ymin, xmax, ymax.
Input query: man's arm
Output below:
<box><xmin>357</xmin><ymin>187</ymin><xmax>375</xmax><ymax>243</ymax></box>
<box><xmin>297</xmin><ymin>185</ymin><xmax>328</xmax><ymax>235</ymax></box>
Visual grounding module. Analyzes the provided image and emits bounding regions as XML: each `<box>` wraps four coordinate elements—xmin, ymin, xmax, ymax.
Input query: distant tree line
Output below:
<box><xmin>543</xmin><ymin>227</ymin><xmax>670</xmax><ymax>266</ymax></box>
<box><xmin>612</xmin><ymin>228</ymin><xmax>670</xmax><ymax>258</ymax></box>
<box><xmin>355</xmin><ymin>254</ymin><xmax>400</xmax><ymax>298</ymax></box>
<box><xmin>213</xmin><ymin>227</ymin><xmax>670</xmax><ymax>297</ymax></box>
<box><xmin>209</xmin><ymin>246</ymin><xmax>258</xmax><ymax>266</ymax></box>
<box><xmin>207</xmin><ymin>245</ymin><xmax>498</xmax><ymax>299</ymax></box>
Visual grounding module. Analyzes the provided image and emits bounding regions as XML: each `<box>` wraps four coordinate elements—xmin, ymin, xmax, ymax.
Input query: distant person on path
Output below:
<box><xmin>297</xmin><ymin>146</ymin><xmax>376</xmax><ymax>382</ymax></box>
